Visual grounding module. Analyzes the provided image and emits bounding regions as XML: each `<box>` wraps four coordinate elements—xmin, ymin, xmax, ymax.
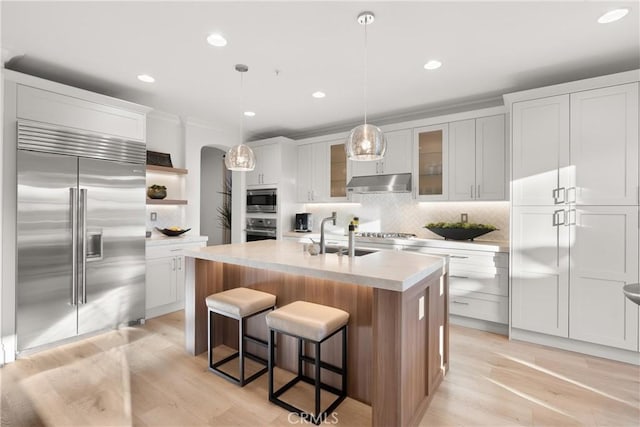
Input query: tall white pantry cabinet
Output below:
<box><xmin>507</xmin><ymin>71</ymin><xmax>640</xmax><ymax>363</ymax></box>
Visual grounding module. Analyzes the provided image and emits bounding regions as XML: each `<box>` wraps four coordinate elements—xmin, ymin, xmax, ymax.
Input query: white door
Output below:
<box><xmin>476</xmin><ymin>115</ymin><xmax>506</xmax><ymax>201</ymax></box>
<box><xmin>569</xmin><ymin>206</ymin><xmax>639</xmax><ymax>350</ymax></box>
<box><xmin>448</xmin><ymin>119</ymin><xmax>476</xmax><ymax>200</ymax></box>
<box><xmin>381</xmin><ymin>129</ymin><xmax>413</xmax><ymax>175</ymax></box>
<box><xmin>512</xmin><ymin>95</ymin><xmax>570</xmax><ymax>206</ymax></box>
<box><xmin>511</xmin><ymin>206</ymin><xmax>570</xmax><ymax>337</ymax></box>
<box><xmin>146</xmin><ymin>256</ymin><xmax>177</xmax><ymax>310</ymax></box>
<box><xmin>570</xmin><ymin>83</ymin><xmax>639</xmax><ymax>206</ymax></box>
<box><xmin>296</xmin><ymin>144</ymin><xmax>313</xmax><ymax>202</ymax></box>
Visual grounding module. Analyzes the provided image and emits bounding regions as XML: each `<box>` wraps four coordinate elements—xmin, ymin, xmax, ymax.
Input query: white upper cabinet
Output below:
<box><xmin>413</xmin><ymin>124</ymin><xmax>449</xmax><ymax>201</ymax></box>
<box><xmin>449</xmin><ymin>115</ymin><xmax>506</xmax><ymax>201</ymax></box>
<box><xmin>569</xmin><ymin>206</ymin><xmax>639</xmax><ymax>350</ymax></box>
<box><xmin>448</xmin><ymin>119</ymin><xmax>476</xmax><ymax>200</ymax></box>
<box><xmin>570</xmin><ymin>83</ymin><xmax>639</xmax><ymax>206</ymax></box>
<box><xmin>512</xmin><ymin>95</ymin><xmax>570</xmax><ymax>206</ymax></box>
<box><xmin>247</xmin><ymin>143</ymin><xmax>281</xmax><ymax>187</ymax></box>
<box><xmin>296</xmin><ymin>141</ymin><xmax>328</xmax><ymax>202</ymax></box>
<box><xmin>476</xmin><ymin>115</ymin><xmax>506</xmax><ymax>200</ymax></box>
<box><xmin>350</xmin><ymin>129</ymin><xmax>413</xmax><ymax>177</ymax></box>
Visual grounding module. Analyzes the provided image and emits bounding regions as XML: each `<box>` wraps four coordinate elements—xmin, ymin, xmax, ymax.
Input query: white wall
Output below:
<box><xmin>183</xmin><ymin>118</ymin><xmax>236</xmax><ymax>239</ymax></box>
<box><xmin>200</xmin><ymin>147</ymin><xmax>226</xmax><ymax>246</ymax></box>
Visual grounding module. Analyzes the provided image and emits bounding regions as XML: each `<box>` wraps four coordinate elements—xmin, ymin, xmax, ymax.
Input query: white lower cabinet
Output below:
<box><xmin>569</xmin><ymin>206</ymin><xmax>639</xmax><ymax>350</ymax></box>
<box><xmin>146</xmin><ymin>240</ymin><xmax>206</xmax><ymax>319</ymax></box>
<box><xmin>404</xmin><ymin>245</ymin><xmax>509</xmax><ymax>327</ymax></box>
<box><xmin>511</xmin><ymin>206</ymin><xmax>570</xmax><ymax>337</ymax></box>
<box><xmin>512</xmin><ymin>206</ymin><xmax>639</xmax><ymax>352</ymax></box>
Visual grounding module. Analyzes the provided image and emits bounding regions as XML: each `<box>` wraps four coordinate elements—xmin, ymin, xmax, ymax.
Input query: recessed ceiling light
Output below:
<box><xmin>244</xmin><ymin>111</ymin><xmax>256</xmax><ymax>117</ymax></box>
<box><xmin>423</xmin><ymin>60</ymin><xmax>442</xmax><ymax>70</ymax></box>
<box><xmin>312</xmin><ymin>91</ymin><xmax>326</xmax><ymax>99</ymax></box>
<box><xmin>137</xmin><ymin>74</ymin><xmax>155</xmax><ymax>83</ymax></box>
<box><xmin>207</xmin><ymin>33</ymin><xmax>228</xmax><ymax>47</ymax></box>
<box><xmin>598</xmin><ymin>8</ymin><xmax>629</xmax><ymax>23</ymax></box>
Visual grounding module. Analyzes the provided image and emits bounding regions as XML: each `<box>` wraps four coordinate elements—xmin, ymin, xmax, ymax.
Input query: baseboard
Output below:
<box><xmin>450</xmin><ymin>315</ymin><xmax>508</xmax><ymax>336</ymax></box>
<box><xmin>145</xmin><ymin>301</ymin><xmax>184</xmax><ymax>320</ymax></box>
<box><xmin>511</xmin><ymin>328</ymin><xmax>640</xmax><ymax>366</ymax></box>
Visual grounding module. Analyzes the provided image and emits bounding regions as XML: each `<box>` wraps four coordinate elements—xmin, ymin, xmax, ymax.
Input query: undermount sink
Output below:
<box><xmin>324</xmin><ymin>246</ymin><xmax>378</xmax><ymax>257</ymax></box>
<box><xmin>623</xmin><ymin>283</ymin><xmax>640</xmax><ymax>305</ymax></box>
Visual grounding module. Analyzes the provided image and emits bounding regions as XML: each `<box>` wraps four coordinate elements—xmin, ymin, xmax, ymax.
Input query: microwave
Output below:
<box><xmin>247</xmin><ymin>188</ymin><xmax>277</xmax><ymax>213</ymax></box>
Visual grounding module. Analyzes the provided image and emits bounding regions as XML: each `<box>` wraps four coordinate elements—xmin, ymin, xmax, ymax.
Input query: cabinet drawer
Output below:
<box><xmin>17</xmin><ymin>85</ymin><xmax>146</xmax><ymax>141</ymax></box>
<box><xmin>409</xmin><ymin>247</ymin><xmax>508</xmax><ymax>268</ymax></box>
<box><xmin>449</xmin><ymin>266</ymin><xmax>508</xmax><ymax>296</ymax></box>
<box><xmin>450</xmin><ymin>290</ymin><xmax>508</xmax><ymax>324</ymax></box>
<box><xmin>146</xmin><ymin>242</ymin><xmax>205</xmax><ymax>259</ymax></box>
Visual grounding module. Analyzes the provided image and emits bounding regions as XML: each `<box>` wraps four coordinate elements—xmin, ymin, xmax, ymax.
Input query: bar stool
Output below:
<box><xmin>206</xmin><ymin>287</ymin><xmax>276</xmax><ymax>386</ymax></box>
<box><xmin>266</xmin><ymin>301</ymin><xmax>349</xmax><ymax>425</ymax></box>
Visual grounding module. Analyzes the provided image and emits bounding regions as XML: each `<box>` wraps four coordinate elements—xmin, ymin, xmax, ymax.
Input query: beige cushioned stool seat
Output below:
<box><xmin>266</xmin><ymin>301</ymin><xmax>349</xmax><ymax>342</ymax></box>
<box><xmin>206</xmin><ymin>288</ymin><xmax>276</xmax><ymax>318</ymax></box>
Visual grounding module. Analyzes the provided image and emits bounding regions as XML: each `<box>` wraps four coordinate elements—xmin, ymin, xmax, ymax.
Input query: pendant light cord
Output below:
<box><xmin>239</xmin><ymin>71</ymin><xmax>244</xmax><ymax>145</ymax></box>
<box><xmin>363</xmin><ymin>19</ymin><xmax>368</xmax><ymax>127</ymax></box>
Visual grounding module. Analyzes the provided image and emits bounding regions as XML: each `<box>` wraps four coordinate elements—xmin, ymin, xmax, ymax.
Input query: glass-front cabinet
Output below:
<box><xmin>328</xmin><ymin>140</ymin><xmax>348</xmax><ymax>200</ymax></box>
<box><xmin>413</xmin><ymin>124</ymin><xmax>449</xmax><ymax>200</ymax></box>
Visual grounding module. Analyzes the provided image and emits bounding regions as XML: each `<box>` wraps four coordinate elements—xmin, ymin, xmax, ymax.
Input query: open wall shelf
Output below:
<box><xmin>146</xmin><ymin>165</ymin><xmax>188</xmax><ymax>175</ymax></box>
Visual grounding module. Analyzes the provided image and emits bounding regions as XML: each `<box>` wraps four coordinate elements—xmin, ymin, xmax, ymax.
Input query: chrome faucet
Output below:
<box><xmin>319</xmin><ymin>211</ymin><xmax>337</xmax><ymax>254</ymax></box>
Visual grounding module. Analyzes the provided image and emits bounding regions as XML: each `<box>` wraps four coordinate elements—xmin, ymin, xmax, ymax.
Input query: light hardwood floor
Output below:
<box><xmin>1</xmin><ymin>312</ymin><xmax>638</xmax><ymax>426</ymax></box>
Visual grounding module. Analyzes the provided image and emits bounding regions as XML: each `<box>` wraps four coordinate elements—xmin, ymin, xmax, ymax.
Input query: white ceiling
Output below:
<box><xmin>2</xmin><ymin>1</ymin><xmax>639</xmax><ymax>140</ymax></box>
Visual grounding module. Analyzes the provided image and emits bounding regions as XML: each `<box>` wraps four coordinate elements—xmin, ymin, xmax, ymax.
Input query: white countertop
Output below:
<box><xmin>146</xmin><ymin>234</ymin><xmax>209</xmax><ymax>247</ymax></box>
<box><xmin>282</xmin><ymin>231</ymin><xmax>509</xmax><ymax>253</ymax></box>
<box><xmin>183</xmin><ymin>240</ymin><xmax>447</xmax><ymax>292</ymax></box>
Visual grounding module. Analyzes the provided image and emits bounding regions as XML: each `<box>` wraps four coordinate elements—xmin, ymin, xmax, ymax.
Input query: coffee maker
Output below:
<box><xmin>295</xmin><ymin>213</ymin><xmax>313</xmax><ymax>232</ymax></box>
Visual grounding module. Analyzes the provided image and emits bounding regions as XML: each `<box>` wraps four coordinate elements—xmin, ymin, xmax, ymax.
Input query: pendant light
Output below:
<box><xmin>225</xmin><ymin>64</ymin><xmax>256</xmax><ymax>171</ymax></box>
<box><xmin>345</xmin><ymin>11</ymin><xmax>386</xmax><ymax>162</ymax></box>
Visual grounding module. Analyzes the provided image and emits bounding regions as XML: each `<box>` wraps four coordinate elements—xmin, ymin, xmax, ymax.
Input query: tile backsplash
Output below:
<box><xmin>303</xmin><ymin>193</ymin><xmax>509</xmax><ymax>241</ymax></box>
<box><xmin>146</xmin><ymin>206</ymin><xmax>186</xmax><ymax>235</ymax></box>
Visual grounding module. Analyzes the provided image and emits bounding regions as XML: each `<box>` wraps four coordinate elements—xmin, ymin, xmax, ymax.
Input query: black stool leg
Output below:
<box><xmin>342</xmin><ymin>325</ymin><xmax>348</xmax><ymax>396</ymax></box>
<box><xmin>239</xmin><ymin>316</ymin><xmax>245</xmax><ymax>386</ymax></box>
<box><xmin>208</xmin><ymin>309</ymin><xmax>214</xmax><ymax>369</ymax></box>
<box><xmin>268</xmin><ymin>328</ymin><xmax>276</xmax><ymax>399</ymax></box>
<box><xmin>315</xmin><ymin>341</ymin><xmax>321</xmax><ymax>420</ymax></box>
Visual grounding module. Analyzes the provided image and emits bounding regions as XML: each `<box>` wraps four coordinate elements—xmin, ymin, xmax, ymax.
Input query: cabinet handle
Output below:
<box><xmin>307</xmin><ymin>191</ymin><xmax>311</xmax><ymax>201</ymax></box>
<box><xmin>552</xmin><ymin>209</ymin><xmax>566</xmax><ymax>226</ymax></box>
<box><xmin>380</xmin><ymin>162</ymin><xmax>384</xmax><ymax>174</ymax></box>
<box><xmin>477</xmin><ymin>185</ymin><xmax>480</xmax><ymax>199</ymax></box>
<box><xmin>375</xmin><ymin>162</ymin><xmax>379</xmax><ymax>174</ymax></box>
<box><xmin>178</xmin><ymin>257</ymin><xmax>182</xmax><ymax>271</ymax></box>
<box><xmin>172</xmin><ymin>258</ymin><xmax>176</xmax><ymax>271</ymax></box>
<box><xmin>565</xmin><ymin>208</ymin><xmax>576</xmax><ymax>226</ymax></box>
<box><xmin>450</xmin><ymin>275</ymin><xmax>469</xmax><ymax>279</ymax></box>
<box><xmin>553</xmin><ymin>187</ymin><xmax>566</xmax><ymax>204</ymax></box>
<box><xmin>452</xmin><ymin>300</ymin><xmax>469</xmax><ymax>305</ymax></box>
<box><xmin>470</xmin><ymin>185</ymin><xmax>474</xmax><ymax>199</ymax></box>
<box><xmin>450</xmin><ymin>255</ymin><xmax>468</xmax><ymax>259</ymax></box>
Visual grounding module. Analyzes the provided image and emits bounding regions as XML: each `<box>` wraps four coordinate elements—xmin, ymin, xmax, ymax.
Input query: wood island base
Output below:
<box><xmin>185</xmin><ymin>257</ymin><xmax>449</xmax><ymax>427</ymax></box>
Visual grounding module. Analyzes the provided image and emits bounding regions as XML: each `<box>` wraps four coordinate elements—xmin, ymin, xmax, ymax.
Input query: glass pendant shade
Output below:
<box><xmin>346</xmin><ymin>123</ymin><xmax>386</xmax><ymax>161</ymax></box>
<box><xmin>224</xmin><ymin>144</ymin><xmax>256</xmax><ymax>171</ymax></box>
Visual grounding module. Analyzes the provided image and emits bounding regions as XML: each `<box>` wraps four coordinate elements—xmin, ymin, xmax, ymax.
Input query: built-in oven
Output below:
<box><xmin>247</xmin><ymin>188</ymin><xmax>277</xmax><ymax>213</ymax></box>
<box><xmin>246</xmin><ymin>217</ymin><xmax>277</xmax><ymax>241</ymax></box>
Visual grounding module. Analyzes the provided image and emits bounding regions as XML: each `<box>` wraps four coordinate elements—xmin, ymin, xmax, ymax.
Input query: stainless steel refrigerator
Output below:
<box><xmin>16</xmin><ymin>121</ymin><xmax>146</xmax><ymax>353</ymax></box>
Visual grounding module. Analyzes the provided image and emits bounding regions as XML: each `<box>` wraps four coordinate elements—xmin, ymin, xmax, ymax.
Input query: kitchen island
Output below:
<box><xmin>183</xmin><ymin>240</ymin><xmax>449</xmax><ymax>427</ymax></box>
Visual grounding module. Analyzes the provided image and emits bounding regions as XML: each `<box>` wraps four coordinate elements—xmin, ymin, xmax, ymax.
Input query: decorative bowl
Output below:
<box><xmin>426</xmin><ymin>227</ymin><xmax>494</xmax><ymax>241</ymax></box>
<box><xmin>156</xmin><ymin>227</ymin><xmax>191</xmax><ymax>237</ymax></box>
<box><xmin>147</xmin><ymin>185</ymin><xmax>167</xmax><ymax>199</ymax></box>
<box><xmin>424</xmin><ymin>222</ymin><xmax>497</xmax><ymax>241</ymax></box>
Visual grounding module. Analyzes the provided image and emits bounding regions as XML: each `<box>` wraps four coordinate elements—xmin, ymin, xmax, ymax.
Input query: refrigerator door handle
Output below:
<box><xmin>80</xmin><ymin>188</ymin><xmax>88</xmax><ymax>304</ymax></box>
<box><xmin>70</xmin><ymin>188</ymin><xmax>78</xmax><ymax>306</ymax></box>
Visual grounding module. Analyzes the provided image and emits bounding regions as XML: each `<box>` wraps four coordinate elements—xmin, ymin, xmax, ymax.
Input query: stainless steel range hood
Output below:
<box><xmin>346</xmin><ymin>173</ymin><xmax>412</xmax><ymax>194</ymax></box>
